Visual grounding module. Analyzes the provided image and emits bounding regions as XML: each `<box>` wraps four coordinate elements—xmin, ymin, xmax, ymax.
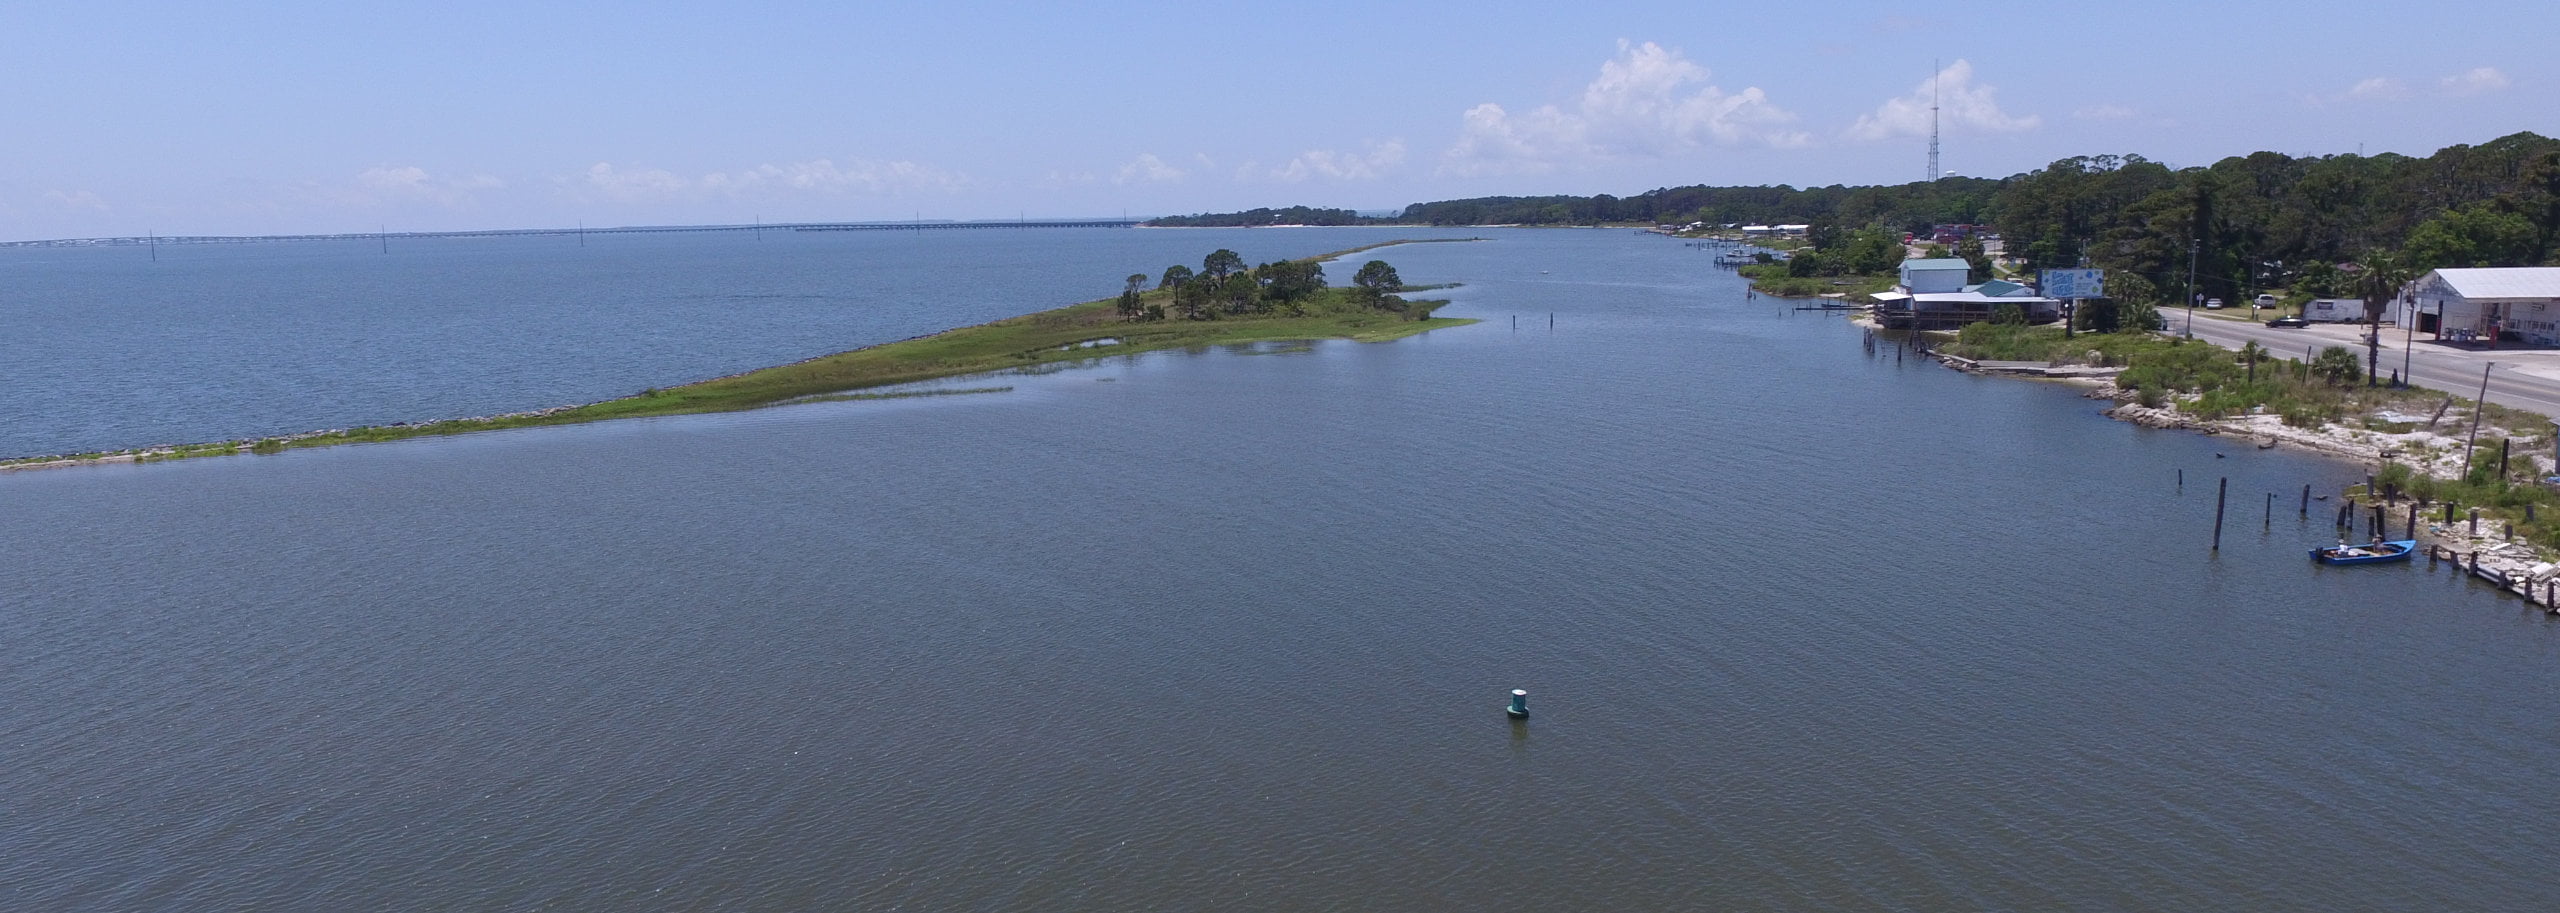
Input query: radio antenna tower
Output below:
<box><xmin>1927</xmin><ymin>60</ymin><xmax>1941</xmax><ymax>182</ymax></box>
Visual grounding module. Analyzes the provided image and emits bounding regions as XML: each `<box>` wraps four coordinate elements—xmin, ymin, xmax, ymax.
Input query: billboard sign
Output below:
<box><xmin>2040</xmin><ymin>269</ymin><xmax>2105</xmax><ymax>299</ymax></box>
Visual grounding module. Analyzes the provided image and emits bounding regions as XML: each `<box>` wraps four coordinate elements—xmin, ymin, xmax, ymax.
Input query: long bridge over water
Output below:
<box><xmin>3</xmin><ymin>219</ymin><xmax>1146</xmax><ymax>248</ymax></box>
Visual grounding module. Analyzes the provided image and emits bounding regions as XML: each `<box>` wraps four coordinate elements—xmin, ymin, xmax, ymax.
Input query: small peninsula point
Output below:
<box><xmin>2</xmin><ymin>240</ymin><xmax>1479</xmax><ymax>472</ymax></box>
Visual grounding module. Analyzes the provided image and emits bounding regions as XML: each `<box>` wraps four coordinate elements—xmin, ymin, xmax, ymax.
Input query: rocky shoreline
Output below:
<box><xmin>1929</xmin><ymin>347</ymin><xmax>2560</xmax><ymax>593</ymax></box>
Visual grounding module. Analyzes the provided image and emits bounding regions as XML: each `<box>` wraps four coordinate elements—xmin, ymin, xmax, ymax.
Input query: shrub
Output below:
<box><xmin>2312</xmin><ymin>346</ymin><xmax>2364</xmax><ymax>385</ymax></box>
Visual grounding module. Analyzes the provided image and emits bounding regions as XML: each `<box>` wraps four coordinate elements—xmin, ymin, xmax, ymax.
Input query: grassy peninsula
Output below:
<box><xmin>4</xmin><ymin>240</ymin><xmax>1478</xmax><ymax>471</ymax></box>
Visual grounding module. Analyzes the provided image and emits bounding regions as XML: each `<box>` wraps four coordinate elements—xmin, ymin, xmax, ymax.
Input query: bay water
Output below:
<box><xmin>6</xmin><ymin>229</ymin><xmax>2557</xmax><ymax>911</ymax></box>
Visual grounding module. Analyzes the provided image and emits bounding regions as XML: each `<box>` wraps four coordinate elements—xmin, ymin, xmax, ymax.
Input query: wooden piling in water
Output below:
<box><xmin>2300</xmin><ymin>484</ymin><xmax>2311</xmax><ymax>517</ymax></box>
<box><xmin>2265</xmin><ymin>492</ymin><xmax>2273</xmax><ymax>528</ymax></box>
<box><xmin>2471</xmin><ymin>508</ymin><xmax>2481</xmax><ymax>536</ymax></box>
<box><xmin>2407</xmin><ymin>504</ymin><xmax>2420</xmax><ymax>540</ymax></box>
<box><xmin>2213</xmin><ymin>477</ymin><xmax>2228</xmax><ymax>551</ymax></box>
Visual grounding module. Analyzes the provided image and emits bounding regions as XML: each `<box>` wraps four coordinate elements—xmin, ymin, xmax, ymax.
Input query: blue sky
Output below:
<box><xmin>4</xmin><ymin>0</ymin><xmax>2552</xmax><ymax>239</ymax></box>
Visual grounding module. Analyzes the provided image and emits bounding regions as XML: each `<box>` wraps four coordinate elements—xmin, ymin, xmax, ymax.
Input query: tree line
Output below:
<box><xmin>1394</xmin><ymin>179</ymin><xmax>2003</xmax><ymax>233</ymax></box>
<box><xmin>1989</xmin><ymin>131</ymin><xmax>2559</xmax><ymax>304</ymax></box>
<box><xmin>1142</xmin><ymin>206</ymin><xmax>1382</xmax><ymax>227</ymax></box>
<box><xmin>1391</xmin><ymin>132</ymin><xmax>2558</xmax><ymax>297</ymax></box>
<box><xmin>1117</xmin><ymin>250</ymin><xmax>1407</xmax><ymax>321</ymax></box>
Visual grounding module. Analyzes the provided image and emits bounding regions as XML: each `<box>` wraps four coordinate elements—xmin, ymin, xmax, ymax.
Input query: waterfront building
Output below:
<box><xmin>1870</xmin><ymin>259</ymin><xmax>2059</xmax><ymax>330</ymax></box>
<box><xmin>1900</xmin><ymin>258</ymin><xmax>1971</xmax><ymax>292</ymax></box>
<box><xmin>2403</xmin><ymin>267</ymin><xmax>2560</xmax><ymax>345</ymax></box>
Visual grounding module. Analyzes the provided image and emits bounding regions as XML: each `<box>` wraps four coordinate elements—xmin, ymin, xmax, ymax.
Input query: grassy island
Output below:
<box><xmin>3</xmin><ymin>240</ymin><xmax>1479</xmax><ymax>470</ymax></box>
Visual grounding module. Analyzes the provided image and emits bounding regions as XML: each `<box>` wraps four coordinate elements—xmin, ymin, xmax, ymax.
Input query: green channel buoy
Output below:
<box><xmin>1506</xmin><ymin>689</ymin><xmax>1529</xmax><ymax>719</ymax></box>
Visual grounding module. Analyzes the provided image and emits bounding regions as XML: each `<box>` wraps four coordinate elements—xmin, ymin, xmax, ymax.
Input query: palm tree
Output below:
<box><xmin>2355</xmin><ymin>251</ymin><xmax>2412</xmax><ymax>387</ymax></box>
<box><xmin>2240</xmin><ymin>340</ymin><xmax>2268</xmax><ymax>385</ymax></box>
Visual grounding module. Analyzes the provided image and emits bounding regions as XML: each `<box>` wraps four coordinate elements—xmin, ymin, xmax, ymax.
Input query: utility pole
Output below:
<box><xmin>2465</xmin><ymin>361</ymin><xmax>2496</xmax><ymax>474</ymax></box>
<box><xmin>2400</xmin><ymin>289</ymin><xmax>2417</xmax><ymax>385</ymax></box>
<box><xmin>2183</xmin><ymin>238</ymin><xmax>2200</xmax><ymax>338</ymax></box>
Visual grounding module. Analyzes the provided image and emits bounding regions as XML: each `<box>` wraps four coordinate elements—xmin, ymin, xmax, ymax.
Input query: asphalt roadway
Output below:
<box><xmin>2174</xmin><ymin>307</ymin><xmax>2560</xmax><ymax>422</ymax></box>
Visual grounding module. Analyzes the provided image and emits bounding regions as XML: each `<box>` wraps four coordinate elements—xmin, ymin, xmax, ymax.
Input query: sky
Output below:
<box><xmin>4</xmin><ymin>0</ymin><xmax>2553</xmax><ymax>240</ymax></box>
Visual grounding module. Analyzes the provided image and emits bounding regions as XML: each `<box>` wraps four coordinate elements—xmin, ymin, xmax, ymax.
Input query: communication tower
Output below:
<box><xmin>1927</xmin><ymin>60</ymin><xmax>1941</xmax><ymax>182</ymax></box>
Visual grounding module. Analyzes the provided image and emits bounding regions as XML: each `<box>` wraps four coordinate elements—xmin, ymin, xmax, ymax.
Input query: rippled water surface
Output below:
<box><xmin>8</xmin><ymin>230</ymin><xmax>2560</xmax><ymax>911</ymax></box>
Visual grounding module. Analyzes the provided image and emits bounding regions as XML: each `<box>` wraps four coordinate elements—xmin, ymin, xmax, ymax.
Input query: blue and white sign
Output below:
<box><xmin>2040</xmin><ymin>269</ymin><xmax>2105</xmax><ymax>299</ymax></box>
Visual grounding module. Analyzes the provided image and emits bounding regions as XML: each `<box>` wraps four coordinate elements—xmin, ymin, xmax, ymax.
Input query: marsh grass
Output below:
<box><xmin>791</xmin><ymin>386</ymin><xmax>1015</xmax><ymax>406</ymax></box>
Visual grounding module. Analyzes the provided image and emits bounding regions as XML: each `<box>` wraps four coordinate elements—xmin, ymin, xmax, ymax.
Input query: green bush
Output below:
<box><xmin>2313</xmin><ymin>346</ymin><xmax>2363</xmax><ymax>385</ymax></box>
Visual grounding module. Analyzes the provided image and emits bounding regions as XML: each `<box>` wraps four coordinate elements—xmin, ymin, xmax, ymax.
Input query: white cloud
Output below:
<box><xmin>45</xmin><ymin>189</ymin><xmax>109</xmax><ymax>212</ymax></box>
<box><xmin>1849</xmin><ymin>59</ymin><xmax>2037</xmax><ymax>141</ymax></box>
<box><xmin>571</xmin><ymin>158</ymin><xmax>968</xmax><ymax>202</ymax></box>
<box><xmin>2345</xmin><ymin>76</ymin><xmax>2412</xmax><ymax>101</ymax></box>
<box><xmin>1443</xmin><ymin>40</ymin><xmax>1808</xmax><ymax>176</ymax></box>
<box><xmin>580</xmin><ymin>163</ymin><xmax>690</xmax><ymax>202</ymax></box>
<box><xmin>357</xmin><ymin>165</ymin><xmax>432</xmax><ymax>192</ymax></box>
<box><xmin>2439</xmin><ymin>67</ymin><xmax>2510</xmax><ymax>96</ymax></box>
<box><xmin>1114</xmin><ymin>153</ymin><xmax>1187</xmax><ymax>185</ymax></box>
<box><xmin>343</xmin><ymin>165</ymin><xmax>506</xmax><ymax>207</ymax></box>
<box><xmin>2319</xmin><ymin>68</ymin><xmax>2509</xmax><ymax>106</ymax></box>
<box><xmin>1268</xmin><ymin>141</ymin><xmax>1406</xmax><ymax>182</ymax></box>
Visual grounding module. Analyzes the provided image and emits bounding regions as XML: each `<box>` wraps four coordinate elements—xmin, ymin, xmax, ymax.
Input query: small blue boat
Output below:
<box><xmin>2310</xmin><ymin>539</ymin><xmax>2416</xmax><ymax>565</ymax></box>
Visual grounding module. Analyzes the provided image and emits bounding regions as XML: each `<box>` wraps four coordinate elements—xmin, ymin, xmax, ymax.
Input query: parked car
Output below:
<box><xmin>2266</xmin><ymin>315</ymin><xmax>2309</xmax><ymax>328</ymax></box>
<box><xmin>2205</xmin><ymin>297</ymin><xmax>2225</xmax><ymax>309</ymax></box>
<box><xmin>2254</xmin><ymin>293</ymin><xmax>2279</xmax><ymax>308</ymax></box>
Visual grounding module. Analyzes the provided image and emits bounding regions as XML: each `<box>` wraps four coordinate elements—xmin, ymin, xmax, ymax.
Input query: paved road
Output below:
<box><xmin>2176</xmin><ymin>309</ymin><xmax>2560</xmax><ymax>421</ymax></box>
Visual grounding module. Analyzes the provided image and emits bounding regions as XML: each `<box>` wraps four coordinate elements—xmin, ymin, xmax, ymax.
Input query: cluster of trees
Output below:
<box><xmin>1782</xmin><ymin>225</ymin><xmax>1908</xmax><ymax>278</ymax></box>
<box><xmin>1986</xmin><ymin>132</ymin><xmax>2559</xmax><ymax>301</ymax></box>
<box><xmin>1116</xmin><ymin>250</ymin><xmax>1406</xmax><ymax>321</ymax></box>
<box><xmin>1141</xmin><ymin>206</ymin><xmax>1379</xmax><ymax>227</ymax></box>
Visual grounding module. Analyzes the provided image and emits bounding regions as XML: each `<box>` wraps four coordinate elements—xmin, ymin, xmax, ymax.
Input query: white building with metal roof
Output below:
<box><xmin>2405</xmin><ymin>267</ymin><xmax>2560</xmax><ymax>346</ymax></box>
<box><xmin>1898</xmin><ymin>258</ymin><xmax>1972</xmax><ymax>293</ymax></box>
<box><xmin>1871</xmin><ymin>261</ymin><xmax>2058</xmax><ymax>329</ymax></box>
